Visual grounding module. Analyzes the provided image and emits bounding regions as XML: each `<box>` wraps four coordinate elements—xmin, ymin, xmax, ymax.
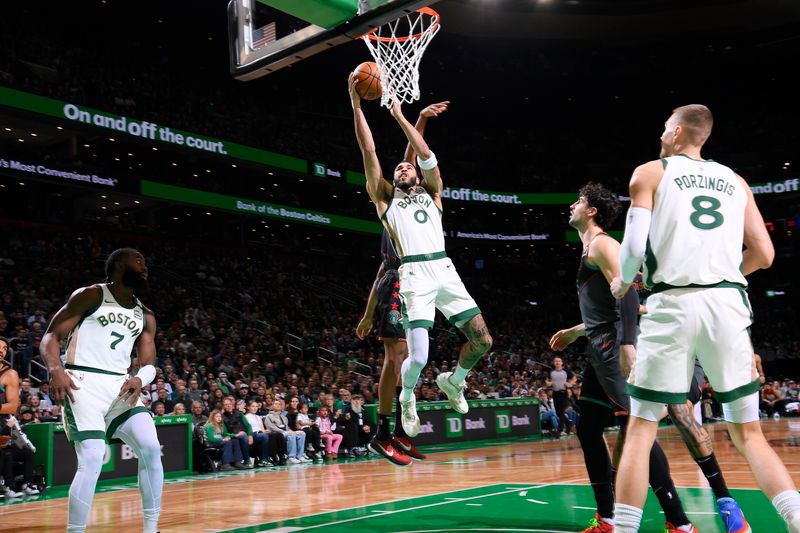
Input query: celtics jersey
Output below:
<box><xmin>381</xmin><ymin>185</ymin><xmax>444</xmax><ymax>259</ymax></box>
<box><xmin>644</xmin><ymin>154</ymin><xmax>748</xmax><ymax>290</ymax></box>
<box><xmin>63</xmin><ymin>284</ymin><xmax>146</xmax><ymax>374</ymax></box>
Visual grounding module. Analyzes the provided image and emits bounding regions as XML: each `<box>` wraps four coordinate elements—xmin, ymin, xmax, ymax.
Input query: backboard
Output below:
<box><xmin>228</xmin><ymin>0</ymin><xmax>440</xmax><ymax>81</ymax></box>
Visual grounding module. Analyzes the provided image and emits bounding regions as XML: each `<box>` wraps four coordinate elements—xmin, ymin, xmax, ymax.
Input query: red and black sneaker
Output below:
<box><xmin>393</xmin><ymin>435</ymin><xmax>426</xmax><ymax>460</ymax></box>
<box><xmin>368</xmin><ymin>437</ymin><xmax>412</xmax><ymax>466</ymax></box>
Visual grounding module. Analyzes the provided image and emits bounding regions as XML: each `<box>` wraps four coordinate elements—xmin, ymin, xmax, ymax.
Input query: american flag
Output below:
<box><xmin>251</xmin><ymin>22</ymin><xmax>277</xmax><ymax>49</ymax></box>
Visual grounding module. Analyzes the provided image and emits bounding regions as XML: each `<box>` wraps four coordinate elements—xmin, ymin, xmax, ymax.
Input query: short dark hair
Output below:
<box><xmin>579</xmin><ymin>182</ymin><xmax>622</xmax><ymax>230</ymax></box>
<box><xmin>104</xmin><ymin>248</ymin><xmax>139</xmax><ymax>280</ymax></box>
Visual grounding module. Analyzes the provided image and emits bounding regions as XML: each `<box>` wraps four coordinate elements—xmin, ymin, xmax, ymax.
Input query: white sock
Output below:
<box><xmin>773</xmin><ymin>490</ymin><xmax>800</xmax><ymax>530</ymax></box>
<box><xmin>601</xmin><ymin>516</ymin><xmax>614</xmax><ymax>525</ymax></box>
<box><xmin>400</xmin><ymin>327</ymin><xmax>429</xmax><ymax>400</ymax></box>
<box><xmin>613</xmin><ymin>503</ymin><xmax>642</xmax><ymax>533</ymax></box>
<box><xmin>68</xmin><ymin>439</ymin><xmax>106</xmax><ymax>531</ymax></box>
<box><xmin>677</xmin><ymin>525</ymin><xmax>695</xmax><ymax>532</ymax></box>
<box><xmin>451</xmin><ymin>364</ymin><xmax>469</xmax><ymax>384</ymax></box>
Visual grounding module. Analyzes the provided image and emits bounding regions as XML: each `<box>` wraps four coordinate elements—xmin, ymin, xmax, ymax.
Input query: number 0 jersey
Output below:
<box><xmin>644</xmin><ymin>154</ymin><xmax>748</xmax><ymax>290</ymax></box>
<box><xmin>63</xmin><ymin>284</ymin><xmax>146</xmax><ymax>374</ymax></box>
<box><xmin>381</xmin><ymin>185</ymin><xmax>445</xmax><ymax>260</ymax></box>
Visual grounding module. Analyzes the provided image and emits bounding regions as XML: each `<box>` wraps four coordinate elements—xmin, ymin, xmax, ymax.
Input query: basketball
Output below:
<box><xmin>353</xmin><ymin>61</ymin><xmax>382</xmax><ymax>101</ymax></box>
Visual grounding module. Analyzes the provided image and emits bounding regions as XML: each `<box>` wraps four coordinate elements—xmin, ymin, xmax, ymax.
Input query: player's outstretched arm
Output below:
<box><xmin>357</xmin><ymin>262</ymin><xmax>385</xmax><ymax>340</ymax></box>
<box><xmin>349</xmin><ymin>73</ymin><xmax>392</xmax><ymax>207</ymax></box>
<box><xmin>549</xmin><ymin>323</ymin><xmax>585</xmax><ymax>351</ymax></box>
<box><xmin>403</xmin><ymin>101</ymin><xmax>450</xmax><ymax>162</ymax></box>
<box><xmin>738</xmin><ymin>175</ymin><xmax>775</xmax><ymax>275</ymax></box>
<box><xmin>390</xmin><ymin>100</ymin><xmax>443</xmax><ymax>196</ymax></box>
<box><xmin>40</xmin><ymin>287</ymin><xmax>101</xmax><ymax>404</ymax></box>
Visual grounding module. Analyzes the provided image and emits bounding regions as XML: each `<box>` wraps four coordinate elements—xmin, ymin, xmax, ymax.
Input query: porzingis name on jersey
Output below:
<box><xmin>673</xmin><ymin>173</ymin><xmax>736</xmax><ymax>196</ymax></box>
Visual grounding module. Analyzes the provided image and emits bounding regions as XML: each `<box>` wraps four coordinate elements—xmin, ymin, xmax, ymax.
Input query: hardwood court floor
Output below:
<box><xmin>2</xmin><ymin>418</ymin><xmax>799</xmax><ymax>532</ymax></box>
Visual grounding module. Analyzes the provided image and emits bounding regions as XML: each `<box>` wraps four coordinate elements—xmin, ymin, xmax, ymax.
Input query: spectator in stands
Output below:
<box><xmin>191</xmin><ymin>401</ymin><xmax>207</xmax><ymax>429</ymax></box>
<box><xmin>27</xmin><ymin>394</ymin><xmax>50</xmax><ymax>418</ymax></box>
<box><xmin>539</xmin><ymin>390</ymin><xmax>560</xmax><ymax>435</ymax></box>
<box><xmin>296</xmin><ymin>402</ymin><xmax>323</xmax><ymax>460</ymax></box>
<box><xmin>17</xmin><ymin>379</ymin><xmax>31</xmax><ymax>406</ymax></box>
<box><xmin>171</xmin><ymin>380</ymin><xmax>192</xmax><ymax>411</ymax></box>
<box><xmin>204</xmin><ymin>410</ymin><xmax>247</xmax><ymax>470</ymax></box>
<box><xmin>761</xmin><ymin>381</ymin><xmax>785</xmax><ymax>418</ymax></box>
<box><xmin>154</xmin><ymin>388</ymin><xmax>175</xmax><ymax>414</ymax></box>
<box><xmin>217</xmin><ymin>372</ymin><xmax>234</xmax><ymax>396</ymax></box>
<box><xmin>36</xmin><ymin>382</ymin><xmax>53</xmax><ymax>412</ymax></box>
<box><xmin>317</xmin><ymin>406</ymin><xmax>342</xmax><ymax>461</ymax></box>
<box><xmin>244</xmin><ymin>400</ymin><xmax>272</xmax><ymax>467</ymax></box>
<box><xmin>337</xmin><ymin>394</ymin><xmax>370</xmax><ymax>454</ymax></box>
<box><xmin>187</xmin><ymin>378</ymin><xmax>204</xmax><ymax>403</ymax></box>
<box><xmin>152</xmin><ymin>402</ymin><xmax>167</xmax><ymax>417</ymax></box>
<box><xmin>264</xmin><ymin>398</ymin><xmax>307</xmax><ymax>464</ymax></box>
<box><xmin>221</xmin><ymin>397</ymin><xmax>253</xmax><ymax>467</ymax></box>
<box><xmin>18</xmin><ymin>405</ymin><xmax>37</xmax><ymax>426</ymax></box>
<box><xmin>169</xmin><ymin>403</ymin><xmax>187</xmax><ymax>416</ymax></box>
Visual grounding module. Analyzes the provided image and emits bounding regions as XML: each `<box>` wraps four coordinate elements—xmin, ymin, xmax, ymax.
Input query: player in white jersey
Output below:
<box><xmin>41</xmin><ymin>248</ymin><xmax>163</xmax><ymax>533</ymax></box>
<box><xmin>348</xmin><ymin>74</ymin><xmax>493</xmax><ymax>439</ymax></box>
<box><xmin>608</xmin><ymin>104</ymin><xmax>800</xmax><ymax>533</ymax></box>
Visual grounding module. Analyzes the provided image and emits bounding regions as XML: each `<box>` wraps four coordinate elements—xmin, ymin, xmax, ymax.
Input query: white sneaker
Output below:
<box><xmin>3</xmin><ymin>488</ymin><xmax>23</xmax><ymax>498</ymax></box>
<box><xmin>22</xmin><ymin>484</ymin><xmax>40</xmax><ymax>495</ymax></box>
<box><xmin>400</xmin><ymin>394</ymin><xmax>421</xmax><ymax>437</ymax></box>
<box><xmin>436</xmin><ymin>372</ymin><xmax>469</xmax><ymax>414</ymax></box>
<box><xmin>299</xmin><ymin>456</ymin><xmax>312</xmax><ymax>463</ymax></box>
<box><xmin>287</xmin><ymin>457</ymin><xmax>301</xmax><ymax>464</ymax></box>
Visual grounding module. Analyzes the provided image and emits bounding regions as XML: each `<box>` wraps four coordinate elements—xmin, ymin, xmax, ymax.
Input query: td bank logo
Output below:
<box><xmin>313</xmin><ymin>163</ymin><xmax>326</xmax><ymax>177</ymax></box>
<box><xmin>496</xmin><ymin>410</ymin><xmax>511</xmax><ymax>434</ymax></box>
<box><xmin>445</xmin><ymin>413</ymin><xmax>463</xmax><ymax>438</ymax></box>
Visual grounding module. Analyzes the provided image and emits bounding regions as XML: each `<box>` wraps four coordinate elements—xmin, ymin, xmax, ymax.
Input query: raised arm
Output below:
<box><xmin>40</xmin><ymin>286</ymin><xmax>101</xmax><ymax>404</ymax></box>
<box><xmin>738</xmin><ymin>175</ymin><xmax>775</xmax><ymax>275</ymax></box>
<box><xmin>349</xmin><ymin>73</ymin><xmax>392</xmax><ymax>209</ymax></box>
<box><xmin>403</xmin><ymin>101</ymin><xmax>450</xmax><ymax>163</ymax></box>
<box><xmin>356</xmin><ymin>262</ymin><xmax>385</xmax><ymax>340</ymax></box>
<box><xmin>390</xmin><ymin>100</ymin><xmax>443</xmax><ymax>197</ymax></box>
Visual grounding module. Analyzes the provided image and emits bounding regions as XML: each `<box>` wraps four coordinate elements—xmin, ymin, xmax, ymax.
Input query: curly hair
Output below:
<box><xmin>579</xmin><ymin>182</ymin><xmax>622</xmax><ymax>230</ymax></box>
<box><xmin>104</xmin><ymin>248</ymin><xmax>139</xmax><ymax>280</ymax></box>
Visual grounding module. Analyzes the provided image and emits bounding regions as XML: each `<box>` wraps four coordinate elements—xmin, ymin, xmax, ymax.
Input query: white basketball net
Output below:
<box><xmin>361</xmin><ymin>8</ymin><xmax>441</xmax><ymax>108</ymax></box>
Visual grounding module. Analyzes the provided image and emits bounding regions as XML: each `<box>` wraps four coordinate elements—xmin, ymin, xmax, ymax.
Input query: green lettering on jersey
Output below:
<box><xmin>97</xmin><ymin>316</ymin><xmax>109</xmax><ymax>327</ymax></box>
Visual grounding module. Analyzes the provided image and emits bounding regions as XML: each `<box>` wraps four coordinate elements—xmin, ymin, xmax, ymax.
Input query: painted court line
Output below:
<box><xmin>255</xmin><ymin>479</ymin><xmax>590</xmax><ymax>532</ymax></box>
<box><xmin>526</xmin><ymin>499</ymin><xmax>548</xmax><ymax>505</ymax></box>
<box><xmin>572</xmin><ymin>506</ymin><xmax>595</xmax><ymax>510</ymax></box>
<box><xmin>265</xmin><ymin>484</ymin><xmax>545</xmax><ymax>531</ymax></box>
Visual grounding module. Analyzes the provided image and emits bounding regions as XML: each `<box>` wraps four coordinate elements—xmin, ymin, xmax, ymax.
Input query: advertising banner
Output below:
<box><xmin>365</xmin><ymin>398</ymin><xmax>540</xmax><ymax>446</ymax></box>
<box><xmin>26</xmin><ymin>416</ymin><xmax>192</xmax><ymax>487</ymax></box>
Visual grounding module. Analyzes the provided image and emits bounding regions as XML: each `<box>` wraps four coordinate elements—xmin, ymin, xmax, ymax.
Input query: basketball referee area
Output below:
<box><xmin>2</xmin><ymin>0</ymin><xmax>800</xmax><ymax>532</ymax></box>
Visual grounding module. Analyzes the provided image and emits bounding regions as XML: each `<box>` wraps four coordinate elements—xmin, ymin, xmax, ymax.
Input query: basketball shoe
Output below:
<box><xmin>368</xmin><ymin>436</ymin><xmax>412</xmax><ymax>466</ymax></box>
<box><xmin>436</xmin><ymin>372</ymin><xmax>469</xmax><ymax>414</ymax></box>
<box><xmin>663</xmin><ymin>522</ymin><xmax>700</xmax><ymax>532</ymax></box>
<box><xmin>580</xmin><ymin>514</ymin><xmax>614</xmax><ymax>533</ymax></box>
<box><xmin>393</xmin><ymin>435</ymin><xmax>426</xmax><ymax>460</ymax></box>
<box><xmin>400</xmin><ymin>394</ymin><xmax>420</xmax><ymax>437</ymax></box>
<box><xmin>717</xmin><ymin>498</ymin><xmax>751</xmax><ymax>533</ymax></box>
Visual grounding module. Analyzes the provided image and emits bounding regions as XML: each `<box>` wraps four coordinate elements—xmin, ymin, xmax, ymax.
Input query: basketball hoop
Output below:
<box><xmin>361</xmin><ymin>7</ymin><xmax>441</xmax><ymax>108</ymax></box>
